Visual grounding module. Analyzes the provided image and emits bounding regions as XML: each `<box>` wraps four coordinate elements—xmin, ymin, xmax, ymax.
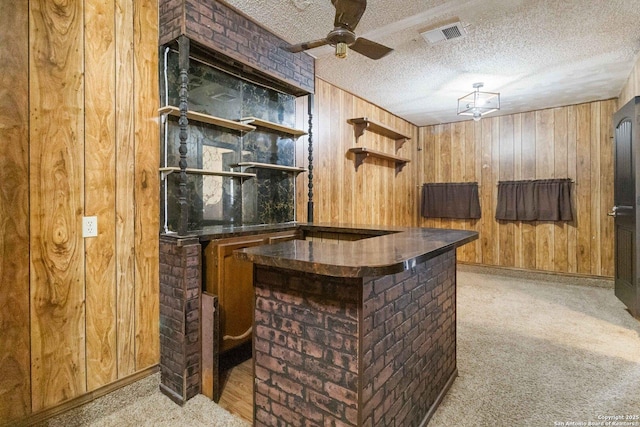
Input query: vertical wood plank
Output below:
<box><xmin>329</xmin><ymin>84</ymin><xmax>342</xmax><ymax>222</ymax></box>
<box><xmin>134</xmin><ymin>0</ymin><xmax>160</xmax><ymax>369</ymax></box>
<box><xmin>115</xmin><ymin>0</ymin><xmax>137</xmax><ymax>377</ymax></box>
<box><xmin>600</xmin><ymin>100</ymin><xmax>615</xmax><ymax>277</ymax></box>
<box><xmin>553</xmin><ymin>107</ymin><xmax>569</xmax><ymax>273</ymax></box>
<box><xmin>342</xmin><ymin>91</ymin><xmax>354</xmax><ymax>224</ymax></box>
<box><xmin>567</xmin><ymin>105</ymin><xmax>578</xmax><ymax>273</ymax></box>
<box><xmin>367</xmin><ymin>104</ymin><xmax>380</xmax><ymax>225</ymax></box>
<box><xmin>590</xmin><ymin>102</ymin><xmax>602</xmax><ymax>275</ymax></box>
<box><xmin>0</xmin><ymin>0</ymin><xmax>31</xmax><ymax>421</ymax></box>
<box><xmin>473</xmin><ymin>120</ymin><xmax>483</xmax><ymax>262</ymax></box>
<box><xmin>452</xmin><ymin>122</ymin><xmax>468</xmax><ymax>260</ymax></box>
<box><xmin>458</xmin><ymin>121</ymin><xmax>476</xmax><ymax>262</ymax></box>
<box><xmin>421</xmin><ymin>127</ymin><xmax>434</xmax><ymax>228</ymax></box>
<box><xmin>317</xmin><ymin>79</ymin><xmax>332</xmax><ymax>223</ymax></box>
<box><xmin>352</xmin><ymin>95</ymin><xmax>367</xmax><ymax>224</ymax></box>
<box><xmin>512</xmin><ymin>114</ymin><xmax>523</xmax><ymax>268</ymax></box>
<box><xmin>451</xmin><ymin>122</ymin><xmax>464</xmax><ymax>181</ymax></box>
<box><xmin>29</xmin><ymin>0</ymin><xmax>86</xmax><ymax>410</ymax></box>
<box><xmin>576</xmin><ymin>103</ymin><xmax>592</xmax><ymax>274</ymax></box>
<box><xmin>85</xmin><ymin>0</ymin><xmax>118</xmax><ymax>391</ymax></box>
<box><xmin>498</xmin><ymin>115</ymin><xmax>515</xmax><ymax>267</ymax></box>
<box><xmin>535</xmin><ymin>109</ymin><xmax>554</xmax><ymax>271</ymax></box>
<box><xmin>382</xmin><ymin>111</ymin><xmax>394</xmax><ymax>225</ymax></box>
<box><xmin>395</xmin><ymin>119</ymin><xmax>411</xmax><ymax>226</ymax></box>
<box><xmin>521</xmin><ymin>112</ymin><xmax>537</xmax><ymax>269</ymax></box>
<box><xmin>480</xmin><ymin>118</ymin><xmax>494</xmax><ymax>265</ymax></box>
<box><xmin>490</xmin><ymin>116</ymin><xmax>501</xmax><ymax>264</ymax></box>
<box><xmin>439</xmin><ymin>124</ymin><xmax>452</xmax><ymax>231</ymax></box>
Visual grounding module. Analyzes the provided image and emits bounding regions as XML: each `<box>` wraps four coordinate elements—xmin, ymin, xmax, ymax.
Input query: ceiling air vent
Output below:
<box><xmin>420</xmin><ymin>22</ymin><xmax>467</xmax><ymax>44</ymax></box>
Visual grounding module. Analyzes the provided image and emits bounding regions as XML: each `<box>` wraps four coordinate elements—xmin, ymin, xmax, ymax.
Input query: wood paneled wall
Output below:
<box><xmin>296</xmin><ymin>78</ymin><xmax>421</xmax><ymax>227</ymax></box>
<box><xmin>619</xmin><ymin>53</ymin><xmax>640</xmax><ymax>105</ymax></box>
<box><xmin>0</xmin><ymin>0</ymin><xmax>159</xmax><ymax>423</ymax></box>
<box><xmin>419</xmin><ymin>100</ymin><xmax>616</xmax><ymax>277</ymax></box>
<box><xmin>297</xmin><ymin>79</ymin><xmax>616</xmax><ymax>277</ymax></box>
<box><xmin>0</xmin><ymin>0</ymin><xmax>30</xmax><ymax>422</ymax></box>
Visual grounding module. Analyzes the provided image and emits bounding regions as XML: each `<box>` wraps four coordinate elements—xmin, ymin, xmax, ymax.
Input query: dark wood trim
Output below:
<box><xmin>178</xmin><ymin>35</ymin><xmax>190</xmax><ymax>235</ymax></box>
<box><xmin>418</xmin><ymin>369</ymin><xmax>458</xmax><ymax>427</ymax></box>
<box><xmin>307</xmin><ymin>93</ymin><xmax>314</xmax><ymax>222</ymax></box>
<box><xmin>17</xmin><ymin>366</ymin><xmax>159</xmax><ymax>426</ymax></box>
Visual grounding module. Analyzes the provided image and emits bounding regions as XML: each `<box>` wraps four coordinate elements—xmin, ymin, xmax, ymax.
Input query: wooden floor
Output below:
<box><xmin>218</xmin><ymin>358</ymin><xmax>253</xmax><ymax>423</ymax></box>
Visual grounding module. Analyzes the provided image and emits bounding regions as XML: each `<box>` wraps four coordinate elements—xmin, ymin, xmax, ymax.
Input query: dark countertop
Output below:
<box><xmin>160</xmin><ymin>221</ymin><xmax>301</xmax><ymax>242</ymax></box>
<box><xmin>234</xmin><ymin>223</ymin><xmax>478</xmax><ymax>278</ymax></box>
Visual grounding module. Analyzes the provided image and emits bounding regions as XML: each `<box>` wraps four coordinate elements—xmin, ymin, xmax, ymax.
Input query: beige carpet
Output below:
<box><xmin>37</xmin><ymin>267</ymin><xmax>640</xmax><ymax>426</ymax></box>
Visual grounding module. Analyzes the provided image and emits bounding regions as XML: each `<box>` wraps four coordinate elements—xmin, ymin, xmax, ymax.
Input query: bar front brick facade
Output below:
<box><xmin>159</xmin><ymin>0</ymin><xmax>315</xmax><ymax>95</ymax></box>
<box><xmin>253</xmin><ymin>249</ymin><xmax>458</xmax><ymax>426</ymax></box>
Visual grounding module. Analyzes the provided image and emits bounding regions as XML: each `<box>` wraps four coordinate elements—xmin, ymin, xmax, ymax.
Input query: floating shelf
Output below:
<box><xmin>159</xmin><ymin>166</ymin><xmax>256</xmax><ymax>180</ymax></box>
<box><xmin>347</xmin><ymin>117</ymin><xmax>411</xmax><ymax>151</ymax></box>
<box><xmin>231</xmin><ymin>162</ymin><xmax>307</xmax><ymax>175</ymax></box>
<box><xmin>239</xmin><ymin>117</ymin><xmax>307</xmax><ymax>137</ymax></box>
<box><xmin>159</xmin><ymin>105</ymin><xmax>256</xmax><ymax>132</ymax></box>
<box><xmin>347</xmin><ymin>147</ymin><xmax>410</xmax><ymax>175</ymax></box>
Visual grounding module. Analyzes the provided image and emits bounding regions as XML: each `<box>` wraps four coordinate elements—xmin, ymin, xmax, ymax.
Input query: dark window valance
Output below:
<box><xmin>495</xmin><ymin>179</ymin><xmax>573</xmax><ymax>221</ymax></box>
<box><xmin>421</xmin><ymin>182</ymin><xmax>481</xmax><ymax>219</ymax></box>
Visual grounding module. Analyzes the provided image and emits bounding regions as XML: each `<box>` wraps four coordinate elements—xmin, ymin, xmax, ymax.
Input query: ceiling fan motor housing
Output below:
<box><xmin>327</xmin><ymin>28</ymin><xmax>357</xmax><ymax>46</ymax></box>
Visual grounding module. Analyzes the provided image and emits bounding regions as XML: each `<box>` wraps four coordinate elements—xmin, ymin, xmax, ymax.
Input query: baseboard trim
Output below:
<box><xmin>458</xmin><ymin>262</ymin><xmax>614</xmax><ymax>289</ymax></box>
<box><xmin>14</xmin><ymin>365</ymin><xmax>159</xmax><ymax>427</ymax></box>
<box><xmin>419</xmin><ymin>368</ymin><xmax>458</xmax><ymax>427</ymax></box>
<box><xmin>159</xmin><ymin>382</ymin><xmax>187</xmax><ymax>406</ymax></box>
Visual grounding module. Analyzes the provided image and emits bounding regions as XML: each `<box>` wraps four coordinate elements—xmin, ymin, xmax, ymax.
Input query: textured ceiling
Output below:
<box><xmin>224</xmin><ymin>0</ymin><xmax>640</xmax><ymax>126</ymax></box>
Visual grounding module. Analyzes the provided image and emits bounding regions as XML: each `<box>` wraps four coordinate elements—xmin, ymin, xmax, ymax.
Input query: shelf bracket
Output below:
<box><xmin>352</xmin><ymin>121</ymin><xmax>368</xmax><ymax>140</ymax></box>
<box><xmin>353</xmin><ymin>152</ymin><xmax>366</xmax><ymax>171</ymax></box>
<box><xmin>160</xmin><ymin>168</ymin><xmax>176</xmax><ymax>180</ymax></box>
<box><xmin>395</xmin><ymin>162</ymin><xmax>407</xmax><ymax>175</ymax></box>
<box><xmin>395</xmin><ymin>138</ymin><xmax>408</xmax><ymax>153</ymax></box>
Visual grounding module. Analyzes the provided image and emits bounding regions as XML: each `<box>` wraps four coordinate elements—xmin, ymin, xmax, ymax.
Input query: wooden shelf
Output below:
<box><xmin>347</xmin><ymin>147</ymin><xmax>410</xmax><ymax>175</ymax></box>
<box><xmin>231</xmin><ymin>162</ymin><xmax>307</xmax><ymax>174</ymax></box>
<box><xmin>347</xmin><ymin>117</ymin><xmax>411</xmax><ymax>151</ymax></box>
<box><xmin>159</xmin><ymin>105</ymin><xmax>256</xmax><ymax>132</ymax></box>
<box><xmin>239</xmin><ymin>117</ymin><xmax>307</xmax><ymax>137</ymax></box>
<box><xmin>159</xmin><ymin>166</ymin><xmax>256</xmax><ymax>180</ymax></box>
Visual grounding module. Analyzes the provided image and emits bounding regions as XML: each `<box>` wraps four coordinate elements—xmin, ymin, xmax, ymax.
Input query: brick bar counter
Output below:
<box><xmin>236</xmin><ymin>224</ymin><xmax>477</xmax><ymax>427</ymax></box>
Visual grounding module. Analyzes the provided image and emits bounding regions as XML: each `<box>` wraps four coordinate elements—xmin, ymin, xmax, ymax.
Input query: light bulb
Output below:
<box><xmin>335</xmin><ymin>42</ymin><xmax>347</xmax><ymax>58</ymax></box>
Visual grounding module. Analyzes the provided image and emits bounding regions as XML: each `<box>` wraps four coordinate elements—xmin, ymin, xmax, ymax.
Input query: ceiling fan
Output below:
<box><xmin>285</xmin><ymin>0</ymin><xmax>393</xmax><ymax>60</ymax></box>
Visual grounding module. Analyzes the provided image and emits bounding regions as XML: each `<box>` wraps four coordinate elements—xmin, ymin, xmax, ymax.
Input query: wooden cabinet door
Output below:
<box><xmin>203</xmin><ymin>230</ymin><xmax>301</xmax><ymax>354</ymax></box>
<box><xmin>216</xmin><ymin>238</ymin><xmax>266</xmax><ymax>352</ymax></box>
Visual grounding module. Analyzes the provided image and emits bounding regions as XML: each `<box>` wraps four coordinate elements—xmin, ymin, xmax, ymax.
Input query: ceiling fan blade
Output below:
<box><xmin>285</xmin><ymin>38</ymin><xmax>330</xmax><ymax>53</ymax></box>
<box><xmin>350</xmin><ymin>37</ymin><xmax>393</xmax><ymax>60</ymax></box>
<box><xmin>331</xmin><ymin>0</ymin><xmax>366</xmax><ymax>31</ymax></box>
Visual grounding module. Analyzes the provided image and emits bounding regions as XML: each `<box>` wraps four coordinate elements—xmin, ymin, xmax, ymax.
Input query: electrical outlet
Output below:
<box><xmin>83</xmin><ymin>216</ymin><xmax>98</xmax><ymax>238</ymax></box>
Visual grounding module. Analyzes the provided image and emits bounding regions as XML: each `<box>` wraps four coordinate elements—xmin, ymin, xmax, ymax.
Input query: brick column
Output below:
<box><xmin>159</xmin><ymin>236</ymin><xmax>202</xmax><ymax>404</ymax></box>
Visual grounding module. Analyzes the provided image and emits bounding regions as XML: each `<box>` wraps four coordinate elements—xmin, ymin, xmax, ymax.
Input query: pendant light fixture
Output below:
<box><xmin>457</xmin><ymin>82</ymin><xmax>500</xmax><ymax>121</ymax></box>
